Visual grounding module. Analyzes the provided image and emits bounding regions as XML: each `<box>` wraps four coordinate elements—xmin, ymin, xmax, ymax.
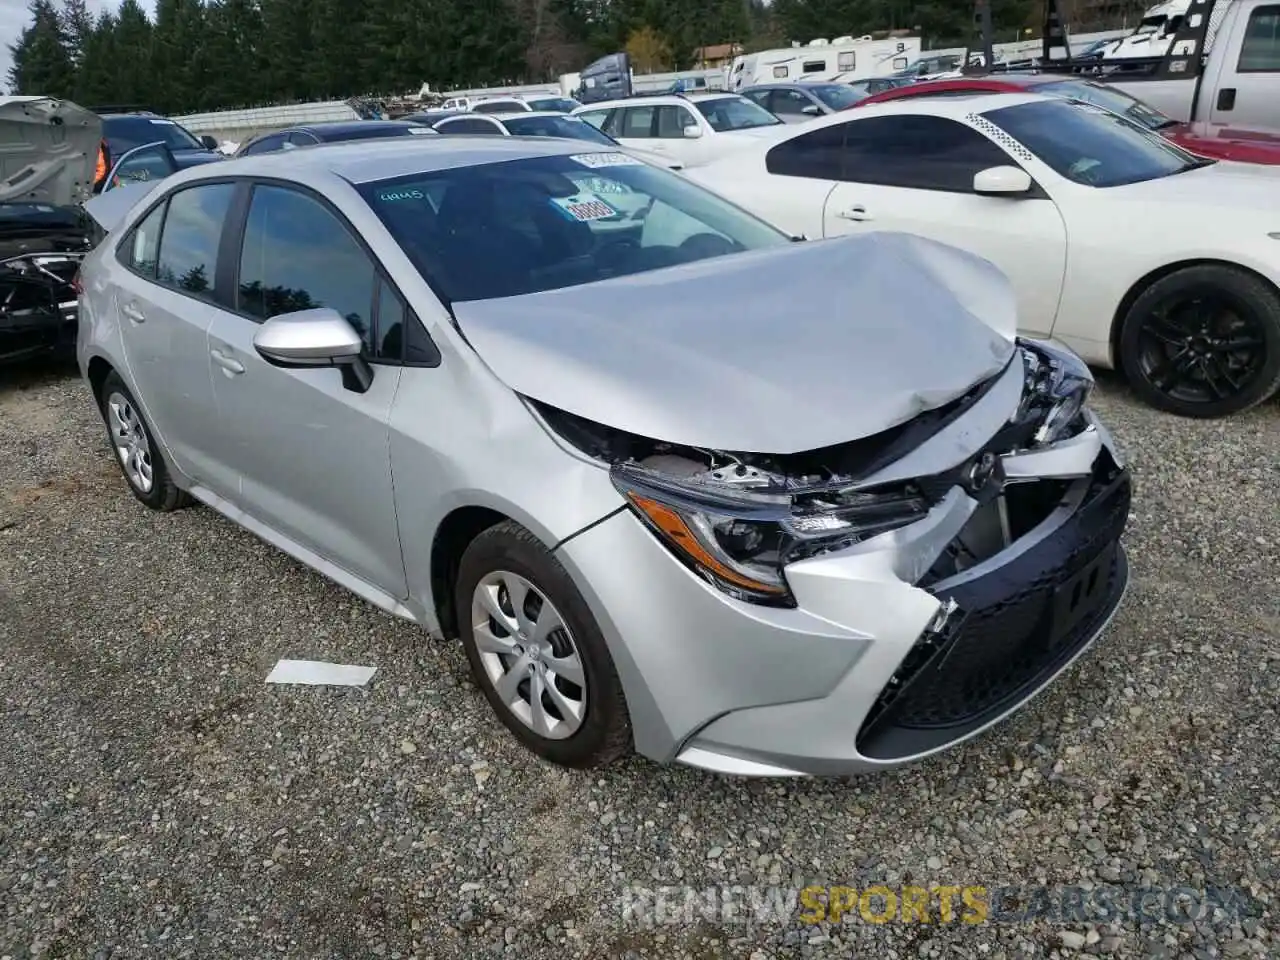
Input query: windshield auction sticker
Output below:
<box><xmin>570</xmin><ymin>152</ymin><xmax>643</xmax><ymax>168</ymax></box>
<box><xmin>549</xmin><ymin>193</ymin><xmax>619</xmax><ymax>222</ymax></box>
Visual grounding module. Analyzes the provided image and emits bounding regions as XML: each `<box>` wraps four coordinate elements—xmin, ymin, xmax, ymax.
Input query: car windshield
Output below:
<box><xmin>984</xmin><ymin>99</ymin><xmax>1207</xmax><ymax>187</ymax></box>
<box><xmin>1035</xmin><ymin>79</ymin><xmax>1177</xmax><ymax>130</ymax></box>
<box><xmin>105</xmin><ymin>116</ymin><xmax>204</xmax><ymax>153</ymax></box>
<box><xmin>808</xmin><ymin>84</ymin><xmax>861</xmax><ymax>110</ymax></box>
<box><xmin>695</xmin><ymin>97</ymin><xmax>782</xmax><ymax>132</ymax></box>
<box><xmin>527</xmin><ymin>98</ymin><xmax>581</xmax><ymax>113</ymax></box>
<box><xmin>358</xmin><ymin>152</ymin><xmax>791</xmax><ymax>304</ymax></box>
<box><xmin>502</xmin><ymin>115</ymin><xmax>616</xmax><ymax>144</ymax></box>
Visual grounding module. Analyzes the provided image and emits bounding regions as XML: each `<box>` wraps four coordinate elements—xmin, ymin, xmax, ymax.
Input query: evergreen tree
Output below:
<box><xmin>8</xmin><ymin>0</ymin><xmax>74</xmax><ymax>97</ymax></box>
<box><xmin>5</xmin><ymin>0</ymin><xmax>1054</xmax><ymax>111</ymax></box>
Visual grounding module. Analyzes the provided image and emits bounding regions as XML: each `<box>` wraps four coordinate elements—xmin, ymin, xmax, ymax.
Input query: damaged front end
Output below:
<box><xmin>0</xmin><ymin>205</ymin><xmax>94</xmax><ymax>363</ymax></box>
<box><xmin>534</xmin><ymin>337</ymin><xmax>1131</xmax><ymax>765</ymax></box>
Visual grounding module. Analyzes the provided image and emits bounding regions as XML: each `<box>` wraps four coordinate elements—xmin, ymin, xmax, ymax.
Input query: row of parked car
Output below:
<box><xmin>7</xmin><ymin>68</ymin><xmax>1280</xmax><ymax>422</ymax></box>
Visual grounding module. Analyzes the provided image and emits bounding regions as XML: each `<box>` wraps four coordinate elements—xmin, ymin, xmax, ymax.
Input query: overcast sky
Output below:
<box><xmin>1</xmin><ymin>0</ymin><xmax>155</xmax><ymax>87</ymax></box>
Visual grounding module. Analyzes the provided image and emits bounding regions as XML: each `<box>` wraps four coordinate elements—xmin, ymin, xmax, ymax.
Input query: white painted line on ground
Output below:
<box><xmin>265</xmin><ymin>659</ymin><xmax>377</xmax><ymax>687</ymax></box>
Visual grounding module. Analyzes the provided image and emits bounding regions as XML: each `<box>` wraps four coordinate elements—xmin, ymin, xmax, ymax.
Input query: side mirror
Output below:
<box><xmin>200</xmin><ymin>135</ymin><xmax>219</xmax><ymax>150</ymax></box>
<box><xmin>801</xmin><ymin>104</ymin><xmax>823</xmax><ymax>116</ymax></box>
<box><xmin>253</xmin><ymin>307</ymin><xmax>374</xmax><ymax>393</ymax></box>
<box><xmin>101</xmin><ymin>141</ymin><xmax>179</xmax><ymax>193</ymax></box>
<box><xmin>973</xmin><ymin>165</ymin><xmax>1033</xmax><ymax>196</ymax></box>
<box><xmin>682</xmin><ymin>125</ymin><xmax>703</xmax><ymax>139</ymax></box>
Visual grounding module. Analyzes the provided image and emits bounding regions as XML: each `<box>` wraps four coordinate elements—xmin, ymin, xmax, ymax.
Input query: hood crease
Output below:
<box><xmin>452</xmin><ymin>232</ymin><xmax>1017</xmax><ymax>454</ymax></box>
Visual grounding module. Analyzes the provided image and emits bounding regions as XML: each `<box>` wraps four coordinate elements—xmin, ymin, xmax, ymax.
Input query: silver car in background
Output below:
<box><xmin>78</xmin><ymin>137</ymin><xmax>1131</xmax><ymax>777</ymax></box>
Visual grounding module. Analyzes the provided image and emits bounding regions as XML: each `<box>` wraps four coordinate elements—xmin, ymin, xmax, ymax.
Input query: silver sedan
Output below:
<box><xmin>78</xmin><ymin>137</ymin><xmax>1131</xmax><ymax>776</ymax></box>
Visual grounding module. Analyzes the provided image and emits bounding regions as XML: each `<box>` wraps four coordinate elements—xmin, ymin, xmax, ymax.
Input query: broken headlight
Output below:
<box><xmin>1018</xmin><ymin>337</ymin><xmax>1093</xmax><ymax>445</ymax></box>
<box><xmin>611</xmin><ymin>463</ymin><xmax>929</xmax><ymax>607</ymax></box>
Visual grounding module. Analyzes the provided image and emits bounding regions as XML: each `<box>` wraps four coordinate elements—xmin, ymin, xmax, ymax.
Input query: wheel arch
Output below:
<box><xmin>1110</xmin><ymin>258</ymin><xmax>1280</xmax><ymax>373</ymax></box>
<box><xmin>429</xmin><ymin>505</ymin><xmax>512</xmax><ymax>641</ymax></box>
<box><xmin>86</xmin><ymin>354</ymin><xmax>116</xmax><ymax>405</ymax></box>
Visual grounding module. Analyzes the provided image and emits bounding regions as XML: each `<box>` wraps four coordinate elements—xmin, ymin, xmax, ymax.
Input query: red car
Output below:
<box><xmin>857</xmin><ymin>74</ymin><xmax>1280</xmax><ymax>166</ymax></box>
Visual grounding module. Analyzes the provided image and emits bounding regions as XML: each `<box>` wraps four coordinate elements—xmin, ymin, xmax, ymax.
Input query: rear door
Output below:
<box><xmin>652</xmin><ymin>105</ymin><xmax>708</xmax><ymax>164</ymax></box>
<box><xmin>1207</xmin><ymin>2</ymin><xmax>1280</xmax><ymax>127</ymax></box>
<box><xmin>109</xmin><ymin>181</ymin><xmax>238</xmax><ymax>493</ymax></box>
<box><xmin>820</xmin><ymin>115</ymin><xmax>1068</xmax><ymax>336</ymax></box>
<box><xmin>203</xmin><ymin>181</ymin><xmax>408</xmax><ymax>596</ymax></box>
<box><xmin>609</xmin><ymin>104</ymin><xmax>659</xmax><ymax>155</ymax></box>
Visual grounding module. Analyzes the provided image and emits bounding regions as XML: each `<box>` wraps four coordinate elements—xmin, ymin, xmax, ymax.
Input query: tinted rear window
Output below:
<box><xmin>502</xmin><ymin>115</ymin><xmax>615</xmax><ymax>144</ymax></box>
<box><xmin>319</xmin><ymin>124</ymin><xmax>434</xmax><ymax>142</ymax></box>
<box><xmin>105</xmin><ymin>116</ymin><xmax>203</xmax><ymax>153</ymax></box>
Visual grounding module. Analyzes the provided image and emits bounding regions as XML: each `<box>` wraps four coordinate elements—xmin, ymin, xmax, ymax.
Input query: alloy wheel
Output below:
<box><xmin>470</xmin><ymin>570</ymin><xmax>587</xmax><ymax>740</ymax></box>
<box><xmin>1136</xmin><ymin>289</ymin><xmax>1267</xmax><ymax>407</ymax></box>
<box><xmin>106</xmin><ymin>391</ymin><xmax>154</xmax><ymax>494</ymax></box>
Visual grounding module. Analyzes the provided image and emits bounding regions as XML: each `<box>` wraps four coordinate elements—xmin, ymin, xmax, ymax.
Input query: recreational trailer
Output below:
<box><xmin>726</xmin><ymin>35</ymin><xmax>923</xmax><ymax>90</ymax></box>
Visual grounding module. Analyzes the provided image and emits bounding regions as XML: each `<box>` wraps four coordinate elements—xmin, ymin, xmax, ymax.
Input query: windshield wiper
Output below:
<box><xmin>1174</xmin><ymin>157</ymin><xmax>1217</xmax><ymax>174</ymax></box>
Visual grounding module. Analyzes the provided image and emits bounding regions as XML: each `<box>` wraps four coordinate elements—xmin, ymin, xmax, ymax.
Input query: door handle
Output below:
<box><xmin>210</xmin><ymin>348</ymin><xmax>245</xmax><ymax>376</ymax></box>
<box><xmin>1216</xmin><ymin>88</ymin><xmax>1236</xmax><ymax>111</ymax></box>
<box><xmin>120</xmin><ymin>301</ymin><xmax>145</xmax><ymax>323</ymax></box>
<box><xmin>836</xmin><ymin>205</ymin><xmax>874</xmax><ymax>222</ymax></box>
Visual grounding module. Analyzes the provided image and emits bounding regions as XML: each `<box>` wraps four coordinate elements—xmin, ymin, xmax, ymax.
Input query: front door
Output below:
<box><xmin>819</xmin><ymin>114</ymin><xmax>1069</xmax><ymax>337</ymax></box>
<box><xmin>1207</xmin><ymin>2</ymin><xmax>1280</xmax><ymax>128</ymax></box>
<box><xmin>203</xmin><ymin>181</ymin><xmax>408</xmax><ymax>597</ymax></box>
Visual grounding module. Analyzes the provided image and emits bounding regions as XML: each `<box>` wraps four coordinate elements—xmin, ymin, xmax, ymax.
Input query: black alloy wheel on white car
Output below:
<box><xmin>1120</xmin><ymin>264</ymin><xmax>1280</xmax><ymax>418</ymax></box>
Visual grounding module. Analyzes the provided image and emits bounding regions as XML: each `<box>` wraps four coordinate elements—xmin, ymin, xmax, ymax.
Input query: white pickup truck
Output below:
<box><xmin>1014</xmin><ymin>0</ymin><xmax>1280</xmax><ymax>128</ymax></box>
<box><xmin>1094</xmin><ymin>0</ymin><xmax>1280</xmax><ymax>127</ymax></box>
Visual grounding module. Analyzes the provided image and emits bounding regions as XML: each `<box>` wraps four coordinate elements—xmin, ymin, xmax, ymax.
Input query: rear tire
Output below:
<box><xmin>1119</xmin><ymin>265</ymin><xmax>1280</xmax><ymax>418</ymax></box>
<box><xmin>97</xmin><ymin>371</ymin><xmax>191</xmax><ymax>511</ymax></box>
<box><xmin>455</xmin><ymin>520</ymin><xmax>631</xmax><ymax>768</ymax></box>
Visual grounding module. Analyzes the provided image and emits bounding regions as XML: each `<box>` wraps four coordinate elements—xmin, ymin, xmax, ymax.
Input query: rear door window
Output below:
<box><xmin>619</xmin><ymin>106</ymin><xmax>656</xmax><ymax>138</ymax></box>
<box><xmin>119</xmin><ymin>203</ymin><xmax>166</xmax><ymax>277</ymax></box>
<box><xmin>154</xmin><ymin>183</ymin><xmax>236</xmax><ymax>299</ymax></box>
<box><xmin>436</xmin><ymin>117</ymin><xmax>505</xmax><ymax>134</ymax></box>
<box><xmin>242</xmin><ymin>133</ymin><xmax>289</xmax><ymax>156</ymax></box>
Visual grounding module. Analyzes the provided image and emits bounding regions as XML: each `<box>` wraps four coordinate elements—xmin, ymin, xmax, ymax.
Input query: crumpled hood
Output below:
<box><xmin>0</xmin><ymin>96</ymin><xmax>102</xmax><ymax>206</ymax></box>
<box><xmin>453</xmin><ymin>232</ymin><xmax>1018</xmax><ymax>454</ymax></box>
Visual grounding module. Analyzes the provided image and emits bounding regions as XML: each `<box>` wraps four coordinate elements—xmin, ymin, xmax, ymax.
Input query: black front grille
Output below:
<box><xmin>857</xmin><ymin>467</ymin><xmax>1131</xmax><ymax>761</ymax></box>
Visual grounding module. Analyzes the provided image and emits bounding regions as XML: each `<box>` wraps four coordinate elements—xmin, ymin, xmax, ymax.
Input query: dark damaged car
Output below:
<box><xmin>0</xmin><ymin>96</ymin><xmax>104</xmax><ymax>365</ymax></box>
<box><xmin>77</xmin><ymin>139</ymin><xmax>1131</xmax><ymax>775</ymax></box>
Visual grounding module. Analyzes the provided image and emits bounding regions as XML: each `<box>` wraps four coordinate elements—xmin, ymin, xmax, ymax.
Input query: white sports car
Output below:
<box><xmin>688</xmin><ymin>92</ymin><xmax>1280</xmax><ymax>418</ymax></box>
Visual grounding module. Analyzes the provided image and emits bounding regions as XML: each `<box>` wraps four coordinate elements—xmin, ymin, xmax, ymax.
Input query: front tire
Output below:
<box><xmin>1119</xmin><ymin>264</ymin><xmax>1280</xmax><ymax>418</ymax></box>
<box><xmin>98</xmin><ymin>371</ymin><xmax>191</xmax><ymax>511</ymax></box>
<box><xmin>455</xmin><ymin>520</ymin><xmax>631</xmax><ymax>768</ymax></box>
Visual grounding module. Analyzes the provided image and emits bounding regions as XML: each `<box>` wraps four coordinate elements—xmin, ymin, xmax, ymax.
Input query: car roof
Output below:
<box><xmin>574</xmin><ymin>92</ymin><xmax>738</xmax><ymax>111</ymax></box>
<box><xmin>489</xmin><ymin>110</ymin><xmax>584</xmax><ymax>121</ymax></box>
<box><xmin>191</xmin><ymin>135</ymin><xmax>615</xmax><ymax>185</ymax></box>
<box><xmin>800</xmin><ymin>89</ymin><xmax>1051</xmax><ymax>126</ymax></box>
<box><xmin>296</xmin><ymin>119</ymin><xmax>425</xmax><ymax>138</ymax></box>
<box><xmin>740</xmin><ymin>82</ymin><xmax>818</xmax><ymax>91</ymax></box>
<box><xmin>858</xmin><ymin>75</ymin><xmax>1065</xmax><ymax>105</ymax></box>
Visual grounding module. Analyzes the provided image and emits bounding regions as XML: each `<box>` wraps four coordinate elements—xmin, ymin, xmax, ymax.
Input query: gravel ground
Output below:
<box><xmin>1</xmin><ymin>359</ymin><xmax>1277</xmax><ymax>960</ymax></box>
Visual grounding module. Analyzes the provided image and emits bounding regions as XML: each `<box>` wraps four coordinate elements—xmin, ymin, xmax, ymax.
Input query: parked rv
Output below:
<box><xmin>726</xmin><ymin>35</ymin><xmax>923</xmax><ymax>90</ymax></box>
